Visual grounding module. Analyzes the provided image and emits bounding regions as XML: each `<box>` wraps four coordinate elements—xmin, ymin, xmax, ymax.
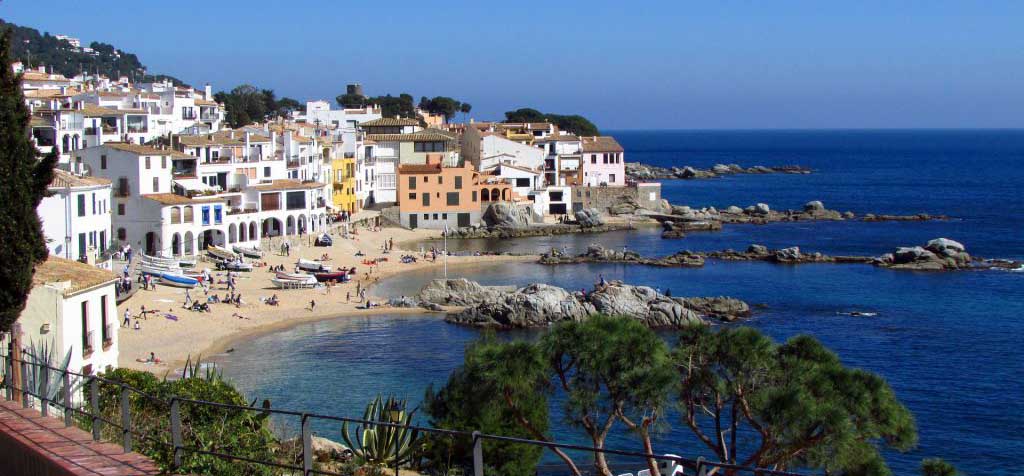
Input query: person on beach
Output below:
<box><xmin>134</xmin><ymin>319</ymin><xmax>141</xmax><ymax>330</ymax></box>
<box><xmin>346</xmin><ymin>291</ymin><xmax>350</xmax><ymax>303</ymax></box>
<box><xmin>184</xmin><ymin>289</ymin><xmax>192</xmax><ymax>308</ymax></box>
<box><xmin>140</xmin><ymin>304</ymin><xmax>147</xmax><ymax>319</ymax></box>
<box><xmin>356</xmin><ymin>281</ymin><xmax>361</xmax><ymax>296</ymax></box>
<box><xmin>309</xmin><ymin>299</ymin><xmax>316</xmax><ymax>311</ymax></box>
<box><xmin>359</xmin><ymin>289</ymin><xmax>367</xmax><ymax>302</ymax></box>
<box><xmin>123</xmin><ymin>308</ymin><xmax>131</xmax><ymax>327</ymax></box>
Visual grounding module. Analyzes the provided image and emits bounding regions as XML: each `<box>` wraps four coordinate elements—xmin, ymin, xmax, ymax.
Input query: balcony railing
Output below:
<box><xmin>114</xmin><ymin>186</ymin><xmax>130</xmax><ymax>197</ymax></box>
<box><xmin>227</xmin><ymin>207</ymin><xmax>258</xmax><ymax>215</ymax></box>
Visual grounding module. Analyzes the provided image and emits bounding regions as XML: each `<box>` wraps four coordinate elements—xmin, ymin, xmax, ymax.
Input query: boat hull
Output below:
<box><xmin>159</xmin><ymin>273</ymin><xmax>198</xmax><ymax>288</ymax></box>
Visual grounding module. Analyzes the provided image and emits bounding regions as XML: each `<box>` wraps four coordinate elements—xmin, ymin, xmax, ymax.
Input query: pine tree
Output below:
<box><xmin>0</xmin><ymin>28</ymin><xmax>57</xmax><ymax>333</ymax></box>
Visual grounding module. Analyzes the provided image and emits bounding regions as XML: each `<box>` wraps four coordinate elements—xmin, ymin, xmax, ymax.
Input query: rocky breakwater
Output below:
<box><xmin>539</xmin><ymin>243</ymin><xmax>705</xmax><ymax>267</ymax></box>
<box><xmin>705</xmin><ymin>244</ymin><xmax>874</xmax><ymax>264</ymax></box>
<box><xmin>626</xmin><ymin>162</ymin><xmax>811</xmax><ymax>181</ymax></box>
<box><xmin>871</xmin><ymin>238</ymin><xmax>974</xmax><ymax>271</ymax></box>
<box><xmin>416</xmin><ymin>278</ymin><xmax>750</xmax><ymax>328</ymax></box>
<box><xmin>448</xmin><ymin>203</ymin><xmax>631</xmax><ymax>239</ymax></box>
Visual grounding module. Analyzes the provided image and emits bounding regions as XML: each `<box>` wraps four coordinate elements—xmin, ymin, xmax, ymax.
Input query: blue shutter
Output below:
<box><xmin>202</xmin><ymin>206</ymin><xmax>210</xmax><ymax>225</ymax></box>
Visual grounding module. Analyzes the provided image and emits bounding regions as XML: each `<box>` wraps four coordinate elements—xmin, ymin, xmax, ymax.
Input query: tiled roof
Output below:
<box><xmin>193</xmin><ymin>98</ymin><xmax>218</xmax><ymax>106</ymax></box>
<box><xmin>360</xmin><ymin>117</ymin><xmax>421</xmax><ymax>127</ymax></box>
<box><xmin>30</xmin><ymin>116</ymin><xmax>53</xmax><ymax>128</ymax></box>
<box><xmin>103</xmin><ymin>142</ymin><xmax>193</xmax><ymax>158</ymax></box>
<box><xmin>178</xmin><ymin>134</ymin><xmax>244</xmax><ymax>147</ymax></box>
<box><xmin>249</xmin><ymin>179</ymin><xmax>326</xmax><ymax>191</ymax></box>
<box><xmin>22</xmin><ymin>72</ymin><xmax>71</xmax><ymax>82</ymax></box>
<box><xmin>535</xmin><ymin>134</ymin><xmax>580</xmax><ymax>143</ymax></box>
<box><xmin>50</xmin><ymin>169</ymin><xmax>111</xmax><ymax>188</ymax></box>
<box><xmin>142</xmin><ymin>193</ymin><xmax>196</xmax><ymax>205</ymax></box>
<box><xmin>580</xmin><ymin>136</ymin><xmax>624</xmax><ymax>153</ymax></box>
<box><xmin>33</xmin><ymin>256</ymin><xmax>117</xmax><ymax>296</ymax></box>
<box><xmin>398</xmin><ymin>163</ymin><xmax>442</xmax><ymax>174</ymax></box>
<box><xmin>366</xmin><ymin>131</ymin><xmax>456</xmax><ymax>143</ymax></box>
<box><xmin>25</xmin><ymin>89</ymin><xmax>77</xmax><ymax>99</ymax></box>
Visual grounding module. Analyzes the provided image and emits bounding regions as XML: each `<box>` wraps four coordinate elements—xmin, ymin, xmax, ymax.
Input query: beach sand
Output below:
<box><xmin>117</xmin><ymin>223</ymin><xmax>536</xmax><ymax>373</ymax></box>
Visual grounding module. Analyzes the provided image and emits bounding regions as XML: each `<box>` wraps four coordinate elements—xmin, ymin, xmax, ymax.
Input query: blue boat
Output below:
<box><xmin>159</xmin><ymin>272</ymin><xmax>199</xmax><ymax>288</ymax></box>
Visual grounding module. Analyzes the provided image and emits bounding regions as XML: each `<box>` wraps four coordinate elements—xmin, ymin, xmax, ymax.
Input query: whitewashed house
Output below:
<box><xmin>37</xmin><ymin>169</ymin><xmax>113</xmax><ymax>268</ymax></box>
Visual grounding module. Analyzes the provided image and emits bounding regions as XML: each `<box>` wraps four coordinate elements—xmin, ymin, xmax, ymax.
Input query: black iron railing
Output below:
<box><xmin>0</xmin><ymin>353</ymin><xmax>810</xmax><ymax>476</ymax></box>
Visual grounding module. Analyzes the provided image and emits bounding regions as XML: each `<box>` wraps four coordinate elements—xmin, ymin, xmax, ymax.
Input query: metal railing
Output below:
<box><xmin>0</xmin><ymin>353</ymin><xmax>809</xmax><ymax>476</ymax></box>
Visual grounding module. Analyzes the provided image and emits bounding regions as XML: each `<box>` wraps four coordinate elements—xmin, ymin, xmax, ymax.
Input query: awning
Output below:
<box><xmin>174</xmin><ymin>179</ymin><xmax>217</xmax><ymax>192</ymax></box>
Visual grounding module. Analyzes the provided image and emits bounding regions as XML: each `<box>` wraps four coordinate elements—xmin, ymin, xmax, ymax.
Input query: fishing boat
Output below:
<box><xmin>177</xmin><ymin>257</ymin><xmax>197</xmax><ymax>268</ymax></box>
<box><xmin>271</xmin><ymin>276</ymin><xmax>317</xmax><ymax>288</ymax></box>
<box><xmin>232</xmin><ymin>245</ymin><xmax>263</xmax><ymax>259</ymax></box>
<box><xmin>314</xmin><ymin>233</ymin><xmax>332</xmax><ymax>246</ymax></box>
<box><xmin>207</xmin><ymin>245</ymin><xmax>237</xmax><ymax>261</ymax></box>
<box><xmin>159</xmin><ymin>272</ymin><xmax>199</xmax><ymax>288</ymax></box>
<box><xmin>139</xmin><ymin>262</ymin><xmax>181</xmax><ymax>277</ymax></box>
<box><xmin>140</xmin><ymin>253</ymin><xmax>179</xmax><ymax>266</ymax></box>
<box><xmin>275</xmin><ymin>271</ymin><xmax>313</xmax><ymax>281</ymax></box>
<box><xmin>296</xmin><ymin>259</ymin><xmax>331</xmax><ymax>272</ymax></box>
<box><xmin>218</xmin><ymin>260</ymin><xmax>253</xmax><ymax>272</ymax></box>
<box><xmin>314</xmin><ymin>270</ymin><xmax>351</xmax><ymax>282</ymax></box>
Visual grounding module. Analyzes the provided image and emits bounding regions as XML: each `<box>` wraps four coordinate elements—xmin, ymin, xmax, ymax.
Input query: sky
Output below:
<box><xmin>3</xmin><ymin>0</ymin><xmax>1023</xmax><ymax>129</ymax></box>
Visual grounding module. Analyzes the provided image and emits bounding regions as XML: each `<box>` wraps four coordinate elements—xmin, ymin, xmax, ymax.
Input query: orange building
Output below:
<box><xmin>397</xmin><ymin>156</ymin><xmax>512</xmax><ymax>229</ymax></box>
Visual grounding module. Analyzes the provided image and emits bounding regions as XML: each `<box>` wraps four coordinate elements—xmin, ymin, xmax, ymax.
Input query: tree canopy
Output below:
<box><xmin>215</xmin><ymin>85</ymin><xmax>299</xmax><ymax>128</ymax></box>
<box><xmin>0</xmin><ymin>27</ymin><xmax>57</xmax><ymax>333</ymax></box>
<box><xmin>418</xmin><ymin>96</ymin><xmax>472</xmax><ymax>123</ymax></box>
<box><xmin>504</xmin><ymin>108</ymin><xmax>600</xmax><ymax>136</ymax></box>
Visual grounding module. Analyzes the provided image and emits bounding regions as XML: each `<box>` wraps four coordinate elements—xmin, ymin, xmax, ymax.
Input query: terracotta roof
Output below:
<box><xmin>22</xmin><ymin>72</ymin><xmax>71</xmax><ymax>82</ymax></box>
<box><xmin>580</xmin><ymin>136</ymin><xmax>624</xmax><ymax>153</ymax></box>
<box><xmin>249</xmin><ymin>179</ymin><xmax>325</xmax><ymax>191</ymax></box>
<box><xmin>79</xmin><ymin>104</ymin><xmax>125</xmax><ymax>117</ymax></box>
<box><xmin>535</xmin><ymin>134</ymin><xmax>580</xmax><ymax>143</ymax></box>
<box><xmin>103</xmin><ymin>142</ymin><xmax>193</xmax><ymax>158</ymax></box>
<box><xmin>194</xmin><ymin>98</ymin><xmax>218</xmax><ymax>106</ymax></box>
<box><xmin>50</xmin><ymin>169</ymin><xmax>111</xmax><ymax>188</ymax></box>
<box><xmin>178</xmin><ymin>134</ymin><xmax>244</xmax><ymax>147</ymax></box>
<box><xmin>25</xmin><ymin>89</ymin><xmax>77</xmax><ymax>99</ymax></box>
<box><xmin>142</xmin><ymin>193</ymin><xmax>195</xmax><ymax>205</ymax></box>
<box><xmin>366</xmin><ymin>131</ymin><xmax>456</xmax><ymax>143</ymax></box>
<box><xmin>361</xmin><ymin>117</ymin><xmax>421</xmax><ymax>127</ymax></box>
<box><xmin>33</xmin><ymin>256</ymin><xmax>117</xmax><ymax>296</ymax></box>
<box><xmin>398</xmin><ymin>163</ymin><xmax>442</xmax><ymax>174</ymax></box>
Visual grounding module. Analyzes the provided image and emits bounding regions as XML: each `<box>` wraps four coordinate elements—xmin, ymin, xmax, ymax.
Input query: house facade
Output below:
<box><xmin>37</xmin><ymin>169</ymin><xmax>113</xmax><ymax>267</ymax></box>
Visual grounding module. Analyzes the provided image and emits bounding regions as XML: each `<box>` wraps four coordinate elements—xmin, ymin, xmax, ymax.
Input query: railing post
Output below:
<box><xmin>472</xmin><ymin>430</ymin><xmax>483</xmax><ymax>476</ymax></box>
<box><xmin>394</xmin><ymin>423</ymin><xmax>401</xmax><ymax>476</ymax></box>
<box><xmin>120</xmin><ymin>385</ymin><xmax>132</xmax><ymax>452</ymax></box>
<box><xmin>170</xmin><ymin>398</ymin><xmax>183</xmax><ymax>469</ymax></box>
<box><xmin>39</xmin><ymin>370</ymin><xmax>49</xmax><ymax>417</ymax></box>
<box><xmin>62</xmin><ymin>371</ymin><xmax>72</xmax><ymax>427</ymax></box>
<box><xmin>3</xmin><ymin>354</ymin><xmax>10</xmax><ymax>401</ymax></box>
<box><xmin>90</xmin><ymin>377</ymin><xmax>101</xmax><ymax>441</ymax></box>
<box><xmin>301</xmin><ymin>413</ymin><xmax>312</xmax><ymax>476</ymax></box>
<box><xmin>20</xmin><ymin>360</ymin><xmax>29</xmax><ymax>408</ymax></box>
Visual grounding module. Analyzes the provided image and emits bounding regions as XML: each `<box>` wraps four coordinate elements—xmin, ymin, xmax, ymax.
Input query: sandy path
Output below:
<box><xmin>117</xmin><ymin>223</ymin><xmax>536</xmax><ymax>373</ymax></box>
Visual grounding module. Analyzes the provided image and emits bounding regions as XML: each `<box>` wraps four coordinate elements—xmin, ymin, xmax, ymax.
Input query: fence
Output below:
<box><xmin>0</xmin><ymin>353</ymin><xmax>808</xmax><ymax>476</ymax></box>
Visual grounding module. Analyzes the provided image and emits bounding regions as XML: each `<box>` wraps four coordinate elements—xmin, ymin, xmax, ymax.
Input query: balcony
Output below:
<box><xmin>200</xmin><ymin>113</ymin><xmax>218</xmax><ymax>122</ymax></box>
<box><xmin>83</xmin><ymin>330</ymin><xmax>95</xmax><ymax>356</ymax></box>
<box><xmin>227</xmin><ymin>206</ymin><xmax>258</xmax><ymax>215</ymax></box>
<box><xmin>286</xmin><ymin>160</ymin><xmax>300</xmax><ymax>169</ymax></box>
<box><xmin>114</xmin><ymin>185</ymin><xmax>131</xmax><ymax>197</ymax></box>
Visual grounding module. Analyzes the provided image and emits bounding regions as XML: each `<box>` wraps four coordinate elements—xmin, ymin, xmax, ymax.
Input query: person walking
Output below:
<box><xmin>123</xmin><ymin>307</ymin><xmax>131</xmax><ymax>327</ymax></box>
<box><xmin>184</xmin><ymin>289</ymin><xmax>193</xmax><ymax>308</ymax></box>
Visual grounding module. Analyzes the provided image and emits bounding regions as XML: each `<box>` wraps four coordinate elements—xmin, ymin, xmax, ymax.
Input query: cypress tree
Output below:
<box><xmin>0</xmin><ymin>28</ymin><xmax>57</xmax><ymax>333</ymax></box>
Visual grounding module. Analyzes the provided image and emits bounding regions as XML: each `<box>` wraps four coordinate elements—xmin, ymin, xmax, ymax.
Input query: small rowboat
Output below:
<box><xmin>314</xmin><ymin>270</ymin><xmax>351</xmax><ymax>282</ymax></box>
<box><xmin>159</xmin><ymin>272</ymin><xmax>198</xmax><ymax>288</ymax></box>
<box><xmin>296</xmin><ymin>259</ymin><xmax>331</xmax><ymax>273</ymax></box>
<box><xmin>232</xmin><ymin>245</ymin><xmax>263</xmax><ymax>259</ymax></box>
<box><xmin>219</xmin><ymin>261</ymin><xmax>253</xmax><ymax>272</ymax></box>
<box><xmin>272</xmin><ymin>276</ymin><xmax>317</xmax><ymax>288</ymax></box>
<box><xmin>141</xmin><ymin>253</ymin><xmax>177</xmax><ymax>265</ymax></box>
<box><xmin>140</xmin><ymin>263</ymin><xmax>181</xmax><ymax>276</ymax></box>
<box><xmin>276</xmin><ymin>271</ymin><xmax>312</xmax><ymax>281</ymax></box>
<box><xmin>207</xmin><ymin>245</ymin><xmax>237</xmax><ymax>261</ymax></box>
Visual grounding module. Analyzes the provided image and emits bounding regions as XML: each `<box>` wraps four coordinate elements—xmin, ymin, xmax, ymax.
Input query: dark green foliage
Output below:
<box><xmin>920</xmin><ymin>458</ymin><xmax>959</xmax><ymax>476</ymax></box>
<box><xmin>215</xmin><ymin>85</ymin><xmax>299</xmax><ymax>128</ymax></box>
<box><xmin>0</xmin><ymin>19</ymin><xmax>185</xmax><ymax>85</ymax></box>
<box><xmin>418</xmin><ymin>96</ymin><xmax>472</xmax><ymax>122</ymax></box>
<box><xmin>0</xmin><ymin>28</ymin><xmax>57</xmax><ymax>333</ymax></box>
<box><xmin>337</xmin><ymin>93</ymin><xmax>367</xmax><ymax>108</ymax></box>
<box><xmin>675</xmin><ymin>326</ymin><xmax>918</xmax><ymax>475</ymax></box>
<box><xmin>503</xmin><ymin>108</ymin><xmax>600</xmax><ymax>136</ymax></box>
<box><xmin>85</xmin><ymin>361</ymin><xmax>276</xmax><ymax>476</ymax></box>
<box><xmin>336</xmin><ymin>92</ymin><xmax>417</xmax><ymax>118</ymax></box>
<box><xmin>424</xmin><ymin>335</ymin><xmax>548</xmax><ymax>476</ymax></box>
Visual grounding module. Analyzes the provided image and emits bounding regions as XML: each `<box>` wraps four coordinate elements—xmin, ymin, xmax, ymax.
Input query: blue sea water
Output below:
<box><xmin>216</xmin><ymin>130</ymin><xmax>1024</xmax><ymax>475</ymax></box>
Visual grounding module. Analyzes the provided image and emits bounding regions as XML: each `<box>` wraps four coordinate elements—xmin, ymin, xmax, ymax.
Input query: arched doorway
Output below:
<box><xmin>171</xmin><ymin>233</ymin><xmax>181</xmax><ymax>256</ymax></box>
<box><xmin>62</xmin><ymin>134</ymin><xmax>70</xmax><ymax>153</ymax></box>
<box><xmin>239</xmin><ymin>224</ymin><xmax>247</xmax><ymax>242</ymax></box>
<box><xmin>228</xmin><ymin>223</ymin><xmax>237</xmax><ymax>243</ymax></box>
<box><xmin>286</xmin><ymin>215</ymin><xmax>296</xmax><ymax>235</ymax></box>
<box><xmin>249</xmin><ymin>222</ymin><xmax>257</xmax><ymax>241</ymax></box>
<box><xmin>71</xmin><ymin>135</ymin><xmax>80</xmax><ymax>151</ymax></box>
<box><xmin>490</xmin><ymin>188</ymin><xmax>500</xmax><ymax>201</ymax></box>
<box><xmin>201</xmin><ymin>229</ymin><xmax>226</xmax><ymax>249</ymax></box>
<box><xmin>297</xmin><ymin>215</ymin><xmax>307</xmax><ymax>235</ymax></box>
<box><xmin>184</xmin><ymin>231</ymin><xmax>194</xmax><ymax>255</ymax></box>
<box><xmin>145</xmin><ymin>232</ymin><xmax>157</xmax><ymax>255</ymax></box>
<box><xmin>263</xmin><ymin>218</ymin><xmax>282</xmax><ymax>238</ymax></box>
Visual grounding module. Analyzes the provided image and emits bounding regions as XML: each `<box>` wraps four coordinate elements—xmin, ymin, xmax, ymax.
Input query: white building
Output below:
<box><xmin>17</xmin><ymin>257</ymin><xmax>120</xmax><ymax>378</ymax></box>
<box><xmin>38</xmin><ymin>169</ymin><xmax>113</xmax><ymax>268</ymax></box>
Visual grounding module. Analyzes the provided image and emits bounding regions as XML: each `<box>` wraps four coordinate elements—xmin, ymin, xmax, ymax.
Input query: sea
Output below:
<box><xmin>214</xmin><ymin>130</ymin><xmax>1024</xmax><ymax>475</ymax></box>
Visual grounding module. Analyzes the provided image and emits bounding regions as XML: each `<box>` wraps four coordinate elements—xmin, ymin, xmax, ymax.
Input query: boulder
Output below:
<box><xmin>661</xmin><ymin>221</ymin><xmax>686</xmax><ymax>239</ymax></box>
<box><xmin>724</xmin><ymin>206</ymin><xmax>744</xmax><ymax>214</ymax></box>
<box><xmin>746</xmin><ymin>244</ymin><xmax>769</xmax><ymax>255</ymax></box>
<box><xmin>804</xmin><ymin>200</ymin><xmax>825</xmax><ymax>212</ymax></box>
<box><xmin>893</xmin><ymin>246</ymin><xmax>938</xmax><ymax>264</ymax></box>
<box><xmin>753</xmin><ymin>203</ymin><xmax>771</xmax><ymax>215</ymax></box>
<box><xmin>482</xmin><ymin>202</ymin><xmax>530</xmax><ymax>229</ymax></box>
<box><xmin>712</xmin><ymin>164</ymin><xmax>732</xmax><ymax>174</ymax></box>
<box><xmin>925</xmin><ymin>238</ymin><xmax>965</xmax><ymax>255</ymax></box>
<box><xmin>773</xmin><ymin>246</ymin><xmax>802</xmax><ymax>262</ymax></box>
<box><xmin>575</xmin><ymin>208</ymin><xmax>605</xmax><ymax>227</ymax></box>
<box><xmin>280</xmin><ymin>436</ymin><xmax>351</xmax><ymax>463</ymax></box>
<box><xmin>681</xmin><ymin>297</ymin><xmax>751</xmax><ymax>322</ymax></box>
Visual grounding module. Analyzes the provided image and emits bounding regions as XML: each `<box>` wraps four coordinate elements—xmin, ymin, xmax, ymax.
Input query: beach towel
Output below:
<box><xmin>163</xmin><ymin>313</ymin><xmax>179</xmax><ymax>321</ymax></box>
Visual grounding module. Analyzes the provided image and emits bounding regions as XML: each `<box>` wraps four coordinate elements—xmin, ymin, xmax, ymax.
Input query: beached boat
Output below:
<box><xmin>140</xmin><ymin>253</ymin><xmax>178</xmax><ymax>265</ymax></box>
<box><xmin>232</xmin><ymin>245</ymin><xmax>263</xmax><ymax>258</ymax></box>
<box><xmin>314</xmin><ymin>270</ymin><xmax>350</xmax><ymax>282</ymax></box>
<box><xmin>207</xmin><ymin>245</ymin><xmax>237</xmax><ymax>261</ymax></box>
<box><xmin>271</xmin><ymin>276</ymin><xmax>317</xmax><ymax>288</ymax></box>
<box><xmin>296</xmin><ymin>259</ymin><xmax>331</xmax><ymax>272</ymax></box>
<box><xmin>275</xmin><ymin>271</ymin><xmax>313</xmax><ymax>281</ymax></box>
<box><xmin>159</xmin><ymin>272</ymin><xmax>199</xmax><ymax>288</ymax></box>
<box><xmin>218</xmin><ymin>260</ymin><xmax>253</xmax><ymax>272</ymax></box>
<box><xmin>314</xmin><ymin>233</ymin><xmax>332</xmax><ymax>246</ymax></box>
<box><xmin>177</xmin><ymin>257</ymin><xmax>197</xmax><ymax>268</ymax></box>
<box><xmin>139</xmin><ymin>262</ymin><xmax>181</xmax><ymax>276</ymax></box>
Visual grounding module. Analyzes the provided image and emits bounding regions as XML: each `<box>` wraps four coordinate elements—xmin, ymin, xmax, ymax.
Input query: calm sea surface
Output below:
<box><xmin>216</xmin><ymin>130</ymin><xmax>1024</xmax><ymax>474</ymax></box>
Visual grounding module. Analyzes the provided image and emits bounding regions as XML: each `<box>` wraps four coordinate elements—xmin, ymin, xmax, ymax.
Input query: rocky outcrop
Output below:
<box><xmin>862</xmin><ymin>213</ymin><xmax>950</xmax><ymax>222</ymax></box>
<box><xmin>539</xmin><ymin>244</ymin><xmax>705</xmax><ymax>267</ymax></box>
<box><xmin>280</xmin><ymin>436</ymin><xmax>352</xmax><ymax>463</ymax></box>
<box><xmin>872</xmin><ymin>238</ymin><xmax>972</xmax><ymax>270</ymax></box>
<box><xmin>625</xmin><ymin>162</ymin><xmax>812</xmax><ymax>181</ymax></box>
<box><xmin>482</xmin><ymin>202</ymin><xmax>531</xmax><ymax>229</ymax></box>
<box><xmin>574</xmin><ymin>208</ymin><xmax>605</xmax><ymax>227</ymax></box>
<box><xmin>420</xmin><ymin>279</ymin><xmax>748</xmax><ymax>328</ymax></box>
<box><xmin>447</xmin><ymin>222</ymin><xmax>634</xmax><ymax>239</ymax></box>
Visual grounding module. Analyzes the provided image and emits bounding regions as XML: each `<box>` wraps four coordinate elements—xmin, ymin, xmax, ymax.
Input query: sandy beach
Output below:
<box><xmin>117</xmin><ymin>223</ymin><xmax>537</xmax><ymax>373</ymax></box>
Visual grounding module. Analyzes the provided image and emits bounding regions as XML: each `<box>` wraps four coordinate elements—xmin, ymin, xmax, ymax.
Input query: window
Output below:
<box><xmin>422</xmin><ymin>193</ymin><xmax>430</xmax><ymax>206</ymax></box>
<box><xmin>81</xmin><ymin>301</ymin><xmax>91</xmax><ymax>354</ymax></box>
<box><xmin>609</xmin><ymin>174</ymin><xmax>616</xmax><ymax>183</ymax></box>
<box><xmin>100</xmin><ymin>296</ymin><xmax>109</xmax><ymax>345</ymax></box>
<box><xmin>100</xmin><ymin>154</ymin><xmax>107</xmax><ymax>169</ymax></box>
<box><xmin>152</xmin><ymin>177</ymin><xmax>159</xmax><ymax>192</ymax></box>
<box><xmin>145</xmin><ymin>156</ymin><xmax>151</xmax><ymax>169</ymax></box>
<box><xmin>472</xmin><ymin>191</ymin><xmax>477</xmax><ymax>202</ymax></box>
<box><xmin>99</xmin><ymin>231</ymin><xmax>106</xmax><ymax>251</ymax></box>
<box><xmin>414</xmin><ymin>141</ymin><xmax>446</xmax><ymax>152</ymax></box>
<box><xmin>433</xmin><ymin>214</ymin><xmax>438</xmax><ymax>220</ymax></box>
<box><xmin>117</xmin><ymin>228</ymin><xmax>126</xmax><ymax>241</ymax></box>
<box><xmin>442</xmin><ymin>213</ymin><xmax>448</xmax><ymax>220</ymax></box>
<box><xmin>92</xmin><ymin>193</ymin><xmax>96</xmax><ymax>214</ymax></box>
<box><xmin>408</xmin><ymin>176</ymin><xmax>417</xmax><ymax>190</ymax></box>
<box><xmin>77</xmin><ymin>194</ymin><xmax>86</xmax><ymax>216</ymax></box>
<box><xmin>78</xmin><ymin>233</ymin><xmax>86</xmax><ymax>259</ymax></box>
<box><xmin>423</xmin><ymin>214</ymin><xmax>428</xmax><ymax>220</ymax></box>
<box><xmin>213</xmin><ymin>205</ymin><xmax>223</xmax><ymax>224</ymax></box>
<box><xmin>118</xmin><ymin>203</ymin><xmax>125</xmax><ymax>215</ymax></box>
<box><xmin>422</xmin><ymin>176</ymin><xmax>428</xmax><ymax>183</ymax></box>
<box><xmin>408</xmin><ymin>193</ymin><xmax>416</xmax><ymax>200</ymax></box>
<box><xmin>286</xmin><ymin>191</ymin><xmax>306</xmax><ymax>210</ymax></box>
<box><xmin>455</xmin><ymin>176</ymin><xmax>462</xmax><ymax>189</ymax></box>
<box><xmin>264</xmin><ymin>167</ymin><xmax>271</xmax><ymax>178</ymax></box>
<box><xmin>161</xmin><ymin>156</ymin><xmax>166</xmax><ymax>169</ymax></box>
<box><xmin>516</xmin><ymin>178</ymin><xmax>530</xmax><ymax>187</ymax></box>
<box><xmin>446</xmin><ymin>192</ymin><xmax>460</xmax><ymax>206</ymax></box>
<box><xmin>591</xmin><ymin>155</ymin><xmax>596</xmax><ymax>164</ymax></box>
<box><xmin>201</xmin><ymin>206</ymin><xmax>210</xmax><ymax>225</ymax></box>
<box><xmin>438</xmin><ymin>176</ymin><xmax>443</xmax><ymax>184</ymax></box>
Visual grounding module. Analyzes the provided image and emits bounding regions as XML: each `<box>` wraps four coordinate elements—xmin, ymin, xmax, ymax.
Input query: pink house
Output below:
<box><xmin>580</xmin><ymin>136</ymin><xmax>625</xmax><ymax>186</ymax></box>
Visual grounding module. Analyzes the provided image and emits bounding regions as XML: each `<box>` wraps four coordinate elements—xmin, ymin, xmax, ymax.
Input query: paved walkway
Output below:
<box><xmin>0</xmin><ymin>399</ymin><xmax>161</xmax><ymax>476</ymax></box>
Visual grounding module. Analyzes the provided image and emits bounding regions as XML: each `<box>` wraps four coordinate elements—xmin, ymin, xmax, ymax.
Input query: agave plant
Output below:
<box><xmin>341</xmin><ymin>394</ymin><xmax>421</xmax><ymax>467</ymax></box>
<box><xmin>23</xmin><ymin>339</ymin><xmax>76</xmax><ymax>407</ymax></box>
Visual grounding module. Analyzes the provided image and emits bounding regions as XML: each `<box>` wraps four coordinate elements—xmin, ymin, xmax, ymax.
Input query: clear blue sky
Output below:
<box><xmin>4</xmin><ymin>0</ymin><xmax>1022</xmax><ymax>129</ymax></box>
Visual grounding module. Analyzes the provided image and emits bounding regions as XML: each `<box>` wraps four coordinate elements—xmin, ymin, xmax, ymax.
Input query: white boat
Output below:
<box><xmin>219</xmin><ymin>261</ymin><xmax>253</xmax><ymax>272</ymax></box>
<box><xmin>272</xmin><ymin>276</ymin><xmax>317</xmax><ymax>289</ymax></box>
<box><xmin>177</xmin><ymin>257</ymin><xmax>197</xmax><ymax>268</ymax></box>
<box><xmin>159</xmin><ymin>272</ymin><xmax>199</xmax><ymax>288</ymax></box>
<box><xmin>140</xmin><ymin>253</ymin><xmax>179</xmax><ymax>266</ymax></box>
<box><xmin>232</xmin><ymin>245</ymin><xmax>263</xmax><ymax>259</ymax></box>
<box><xmin>296</xmin><ymin>259</ymin><xmax>331</xmax><ymax>272</ymax></box>
<box><xmin>275</xmin><ymin>271</ymin><xmax>312</xmax><ymax>281</ymax></box>
<box><xmin>140</xmin><ymin>263</ymin><xmax>181</xmax><ymax>276</ymax></box>
<box><xmin>207</xmin><ymin>245</ymin><xmax>237</xmax><ymax>261</ymax></box>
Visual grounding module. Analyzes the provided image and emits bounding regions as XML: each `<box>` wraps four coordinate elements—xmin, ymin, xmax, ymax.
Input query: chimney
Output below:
<box><xmin>229</xmin><ymin>130</ymin><xmax>235</xmax><ymax>139</ymax></box>
<box><xmin>204</xmin><ymin>83</ymin><xmax>213</xmax><ymax>101</ymax></box>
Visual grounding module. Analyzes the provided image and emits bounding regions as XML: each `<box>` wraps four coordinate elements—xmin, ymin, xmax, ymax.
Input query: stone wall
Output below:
<box><xmin>571</xmin><ymin>183</ymin><xmax>663</xmax><ymax>213</ymax></box>
<box><xmin>380</xmin><ymin>205</ymin><xmax>401</xmax><ymax>226</ymax></box>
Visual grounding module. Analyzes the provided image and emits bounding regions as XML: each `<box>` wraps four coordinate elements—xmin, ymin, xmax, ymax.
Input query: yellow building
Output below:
<box><xmin>331</xmin><ymin>155</ymin><xmax>358</xmax><ymax>214</ymax></box>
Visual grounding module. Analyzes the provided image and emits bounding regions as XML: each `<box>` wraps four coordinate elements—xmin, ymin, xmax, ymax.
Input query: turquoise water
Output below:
<box><xmin>217</xmin><ymin>130</ymin><xmax>1024</xmax><ymax>474</ymax></box>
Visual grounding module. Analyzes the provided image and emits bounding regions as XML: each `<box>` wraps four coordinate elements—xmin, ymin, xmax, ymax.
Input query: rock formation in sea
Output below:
<box><xmin>872</xmin><ymin>238</ymin><xmax>973</xmax><ymax>271</ymax></box>
<box><xmin>414</xmin><ymin>278</ymin><xmax>750</xmax><ymax>328</ymax></box>
<box><xmin>539</xmin><ymin>244</ymin><xmax>705</xmax><ymax>267</ymax></box>
<box><xmin>625</xmin><ymin>162</ymin><xmax>812</xmax><ymax>181</ymax></box>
